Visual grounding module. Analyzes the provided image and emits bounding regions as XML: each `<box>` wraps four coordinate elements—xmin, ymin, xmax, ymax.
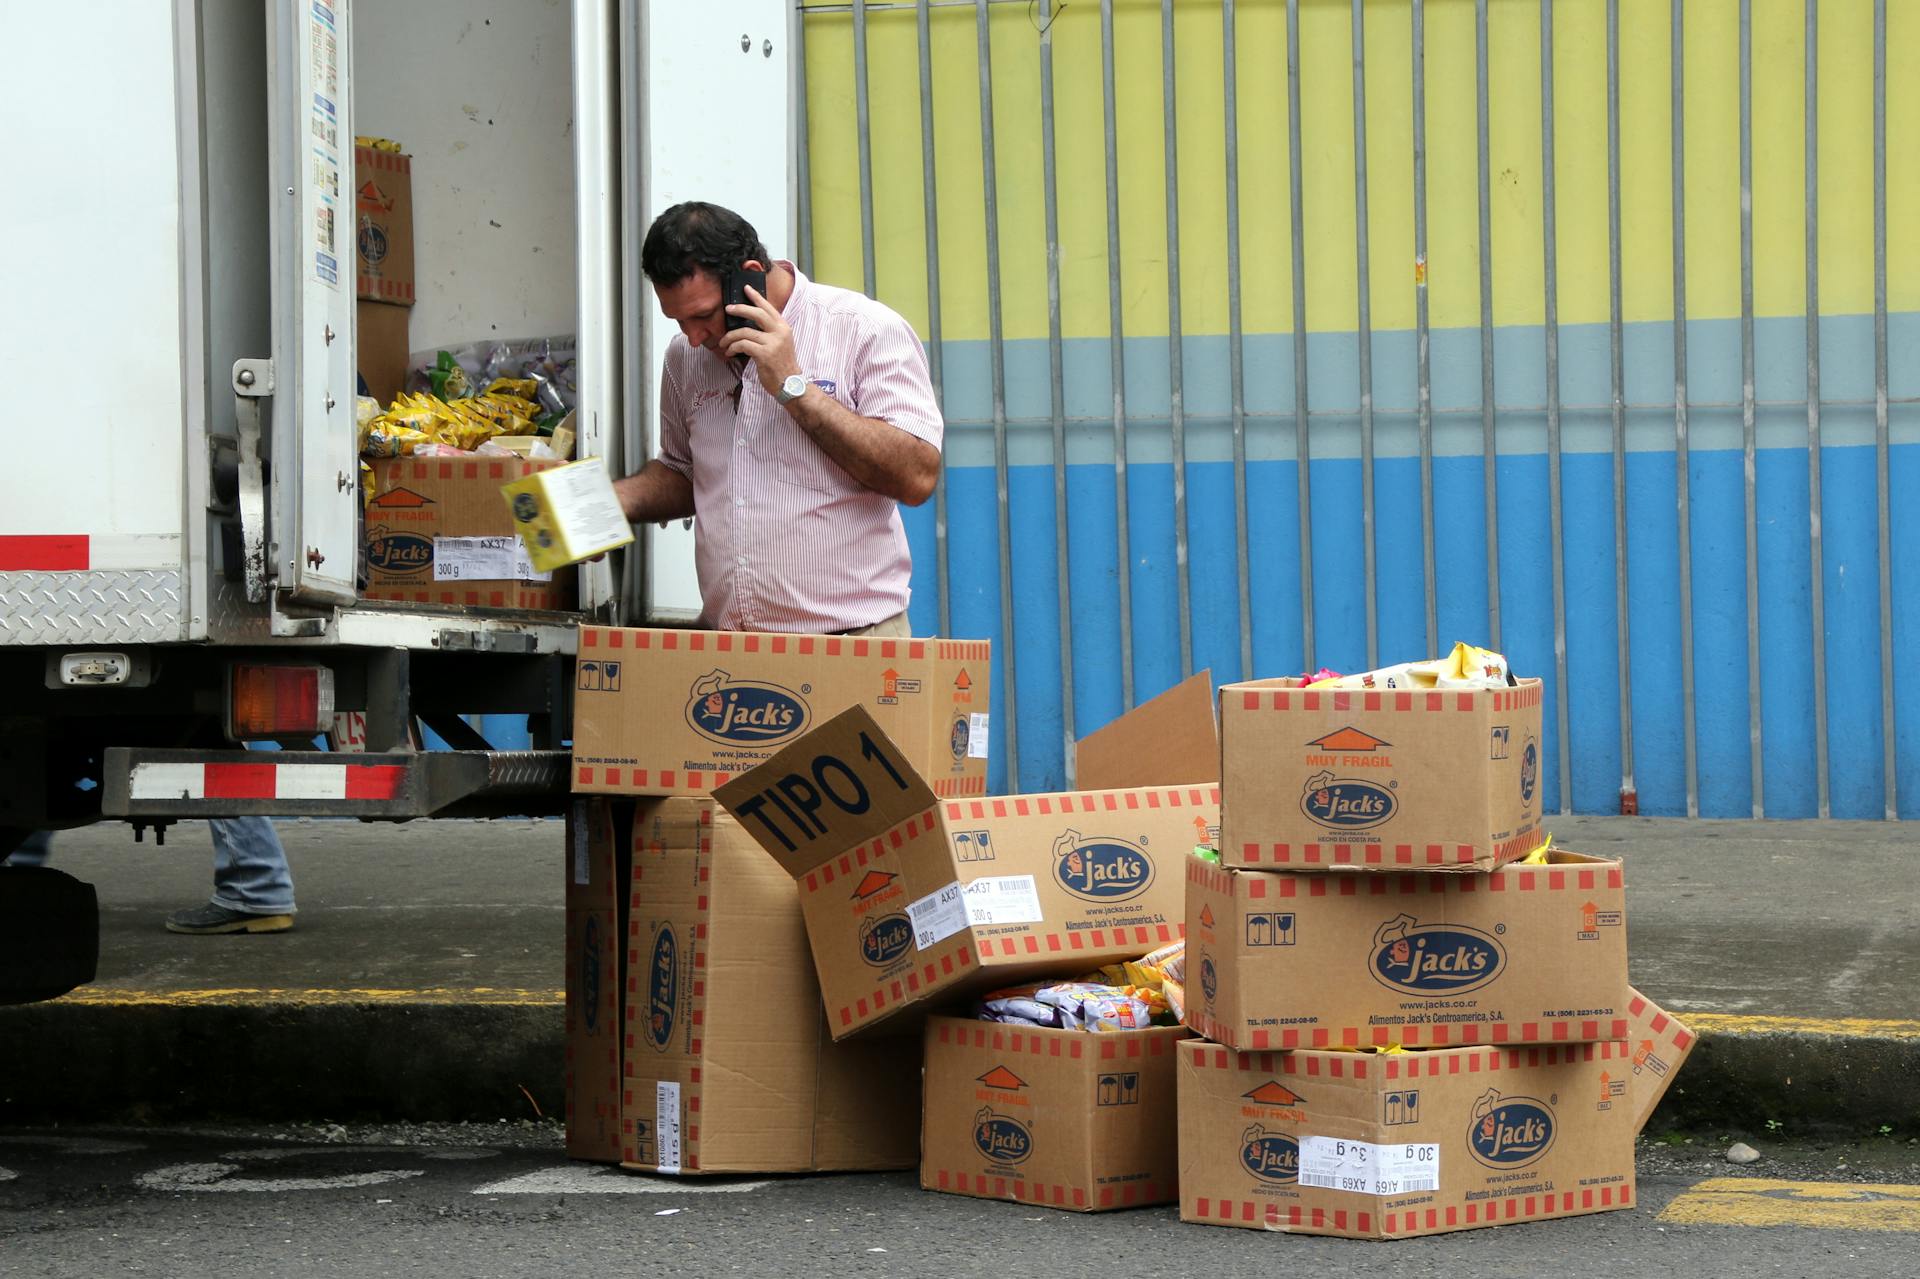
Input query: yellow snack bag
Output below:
<box><xmin>1305</xmin><ymin>641</ymin><xmax>1511</xmax><ymax>692</ymax></box>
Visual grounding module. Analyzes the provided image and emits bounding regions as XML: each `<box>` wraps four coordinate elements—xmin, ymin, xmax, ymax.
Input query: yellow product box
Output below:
<box><xmin>502</xmin><ymin>456</ymin><xmax>635</xmax><ymax>572</ymax></box>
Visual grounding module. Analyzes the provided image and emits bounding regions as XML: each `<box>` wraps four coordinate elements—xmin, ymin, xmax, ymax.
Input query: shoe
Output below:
<box><xmin>164</xmin><ymin>903</ymin><xmax>295</xmax><ymax>935</ymax></box>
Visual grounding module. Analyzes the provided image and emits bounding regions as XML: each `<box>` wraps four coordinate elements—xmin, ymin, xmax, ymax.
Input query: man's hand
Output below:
<box><xmin>718</xmin><ymin>286</ymin><xmax>800</xmax><ymax>395</ymax></box>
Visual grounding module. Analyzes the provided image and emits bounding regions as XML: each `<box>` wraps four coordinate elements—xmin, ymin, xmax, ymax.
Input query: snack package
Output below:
<box><xmin>1303</xmin><ymin>642</ymin><xmax>1512</xmax><ymax>692</ymax></box>
<box><xmin>1033</xmin><ymin>983</ymin><xmax>1159</xmax><ymax>1033</ymax></box>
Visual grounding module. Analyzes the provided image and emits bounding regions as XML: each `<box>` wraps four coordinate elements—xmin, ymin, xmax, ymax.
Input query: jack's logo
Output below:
<box><xmin>1520</xmin><ymin>738</ymin><xmax>1539</xmax><ymax>803</ymax></box>
<box><xmin>1307</xmin><ymin>727</ymin><xmax>1392</xmax><ymax>752</ymax></box>
<box><xmin>951</xmin><ymin>715</ymin><xmax>970</xmax><ymax>761</ymax></box>
<box><xmin>972</xmin><ymin>1108</ymin><xmax>1033</xmax><ymax>1166</ymax></box>
<box><xmin>1469</xmin><ymin>1089</ymin><xmax>1556</xmax><ymax>1168</ymax></box>
<box><xmin>860</xmin><ymin>913</ymin><xmax>913</xmax><ymax>967</ymax></box>
<box><xmin>579</xmin><ymin>915</ymin><xmax>602</xmax><ymax>1034</ymax></box>
<box><xmin>1200</xmin><ymin>955</ymin><xmax>1218</xmax><ymax>1004</ymax></box>
<box><xmin>850</xmin><ymin>870</ymin><xmax>897</xmax><ymax>900</ymax></box>
<box><xmin>1052</xmin><ymin>830</ymin><xmax>1154</xmax><ymax>902</ymax></box>
<box><xmin>1370</xmin><ymin>914</ymin><xmax>1506</xmax><ymax>996</ymax></box>
<box><xmin>645</xmin><ymin>925</ymin><xmax>677</xmax><ymax>1051</ymax></box>
<box><xmin>1301</xmin><ymin>771</ymin><xmax>1396</xmax><ymax>830</ymax></box>
<box><xmin>357</xmin><ymin>222</ymin><xmax>389</xmax><ymax>265</ymax></box>
<box><xmin>366</xmin><ymin>529</ymin><xmax>432</xmax><ymax>576</ymax></box>
<box><xmin>685</xmin><ymin>670</ymin><xmax>809</xmax><ymax>746</ymax></box>
<box><xmin>1240</xmin><ymin>1126</ymin><xmax>1300</xmax><ymax>1184</ymax></box>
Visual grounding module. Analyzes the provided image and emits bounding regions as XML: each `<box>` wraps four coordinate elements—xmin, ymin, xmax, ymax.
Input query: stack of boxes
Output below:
<box><xmin>563</xmin><ymin>626</ymin><xmax>996</xmax><ymax>1174</ymax></box>
<box><xmin>562</xmin><ymin>656</ymin><xmax>1694</xmax><ymax>1239</ymax></box>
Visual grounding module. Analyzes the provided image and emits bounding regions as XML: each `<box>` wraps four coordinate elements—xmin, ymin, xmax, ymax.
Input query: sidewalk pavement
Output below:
<box><xmin>2</xmin><ymin>815</ymin><xmax>1914</xmax><ymax>1134</ymax></box>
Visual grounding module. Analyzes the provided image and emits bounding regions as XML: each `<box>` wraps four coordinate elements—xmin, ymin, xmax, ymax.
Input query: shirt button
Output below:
<box><xmin>736</xmin><ymin>555</ymin><xmax>747</xmax><ymax>567</ymax></box>
<box><xmin>735</xmin><ymin>497</ymin><xmax>746</xmax><ymax>508</ymax></box>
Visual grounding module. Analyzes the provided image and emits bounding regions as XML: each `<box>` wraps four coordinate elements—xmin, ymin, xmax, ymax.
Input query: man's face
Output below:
<box><xmin>654</xmin><ymin>268</ymin><xmax>729</xmax><ymax>355</ymax></box>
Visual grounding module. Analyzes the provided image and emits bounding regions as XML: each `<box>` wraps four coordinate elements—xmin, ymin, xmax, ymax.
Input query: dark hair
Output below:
<box><xmin>640</xmin><ymin>202</ymin><xmax>771</xmax><ymax>287</ymax></box>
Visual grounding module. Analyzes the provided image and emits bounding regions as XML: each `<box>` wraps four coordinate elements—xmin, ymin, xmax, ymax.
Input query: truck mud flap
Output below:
<box><xmin>101</xmin><ymin>749</ymin><xmax>570</xmax><ymax>820</ymax></box>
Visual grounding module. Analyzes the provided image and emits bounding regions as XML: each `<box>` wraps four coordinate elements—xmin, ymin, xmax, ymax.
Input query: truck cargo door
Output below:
<box><xmin>263</xmin><ymin>0</ymin><xmax>359</xmax><ymax>606</ymax></box>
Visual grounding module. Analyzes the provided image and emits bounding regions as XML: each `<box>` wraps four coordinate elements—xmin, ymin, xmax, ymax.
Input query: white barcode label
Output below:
<box><xmin>656</xmin><ymin>1082</ymin><xmax>682</xmax><ymax>1175</ymax></box>
<box><xmin>908</xmin><ymin>881</ymin><xmax>970</xmax><ymax>951</ymax></box>
<box><xmin>1297</xmin><ymin>1136</ymin><xmax>1439</xmax><ymax>1196</ymax></box>
<box><xmin>433</xmin><ymin>536</ymin><xmax>550</xmax><ymax>582</ymax></box>
<box><xmin>962</xmin><ymin>875</ymin><xmax>1043</xmax><ymax>926</ymax></box>
<box><xmin>967</xmin><ymin>713</ymin><xmax>990</xmax><ymax>759</ymax></box>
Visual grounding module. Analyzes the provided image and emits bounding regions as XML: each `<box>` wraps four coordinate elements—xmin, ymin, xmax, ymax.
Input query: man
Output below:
<box><xmin>3</xmin><ymin>818</ymin><xmax>296</xmax><ymax>935</ymax></box>
<box><xmin>613</xmin><ymin>202</ymin><xmax>942</xmax><ymax>637</ymax></box>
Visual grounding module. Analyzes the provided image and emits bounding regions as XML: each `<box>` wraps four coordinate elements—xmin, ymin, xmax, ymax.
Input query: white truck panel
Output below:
<box><xmin>633</xmin><ymin>0</ymin><xmax>792</xmax><ymax>624</ymax></box>
<box><xmin>0</xmin><ymin>4</ymin><xmax>187</xmax><ymax>560</ymax></box>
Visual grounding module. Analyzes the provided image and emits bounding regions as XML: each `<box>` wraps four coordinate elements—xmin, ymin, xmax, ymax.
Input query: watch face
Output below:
<box><xmin>782</xmin><ymin>375</ymin><xmax>807</xmax><ymax>400</ymax></box>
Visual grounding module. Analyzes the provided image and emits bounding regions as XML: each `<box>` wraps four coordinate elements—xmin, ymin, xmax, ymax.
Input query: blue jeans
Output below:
<box><xmin>4</xmin><ymin>818</ymin><xmax>295</xmax><ymax>915</ymax></box>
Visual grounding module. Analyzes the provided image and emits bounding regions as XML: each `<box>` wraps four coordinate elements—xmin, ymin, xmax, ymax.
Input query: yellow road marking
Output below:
<box><xmin>1684</xmin><ymin>1014</ymin><xmax>1920</xmax><ymax>1041</ymax></box>
<box><xmin>53</xmin><ymin>987</ymin><xmax>563</xmax><ymax>1007</ymax></box>
<box><xmin>1660</xmin><ymin>1179</ymin><xmax>1920</xmax><ymax>1233</ymax></box>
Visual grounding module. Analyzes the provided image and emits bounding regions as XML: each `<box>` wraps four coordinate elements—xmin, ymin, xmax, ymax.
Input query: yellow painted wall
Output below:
<box><xmin>799</xmin><ymin>0</ymin><xmax>1913</xmax><ymax>341</ymax></box>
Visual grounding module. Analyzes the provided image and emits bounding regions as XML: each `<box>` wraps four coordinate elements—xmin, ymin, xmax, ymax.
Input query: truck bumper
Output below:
<box><xmin>101</xmin><ymin>748</ymin><xmax>570</xmax><ymax>820</ymax></box>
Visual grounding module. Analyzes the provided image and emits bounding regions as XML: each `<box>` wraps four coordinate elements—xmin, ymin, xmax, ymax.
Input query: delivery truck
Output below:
<box><xmin>0</xmin><ymin>0</ymin><xmax>795</xmax><ymax>1000</ymax></box>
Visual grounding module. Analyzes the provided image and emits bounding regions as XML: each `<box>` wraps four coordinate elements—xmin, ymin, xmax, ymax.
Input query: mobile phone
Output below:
<box><xmin>721</xmin><ymin>267</ymin><xmax>767</xmax><ymax>331</ymax></box>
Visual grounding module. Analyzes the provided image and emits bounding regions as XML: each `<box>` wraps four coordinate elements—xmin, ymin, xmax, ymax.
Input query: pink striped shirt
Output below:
<box><xmin>655</xmin><ymin>264</ymin><xmax>943</xmax><ymax>633</ymax></box>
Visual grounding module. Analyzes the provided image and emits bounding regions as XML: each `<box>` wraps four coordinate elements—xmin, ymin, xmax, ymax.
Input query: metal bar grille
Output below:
<box><xmin>789</xmin><ymin>0</ymin><xmax>1901</xmax><ymax>812</ymax></box>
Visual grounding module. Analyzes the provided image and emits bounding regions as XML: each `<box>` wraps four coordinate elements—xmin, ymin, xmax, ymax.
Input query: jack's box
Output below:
<box><xmin>1219</xmin><ymin>677</ymin><xmax>1545</xmax><ymax>872</ymax></box>
<box><xmin>1625</xmin><ymin>987</ymin><xmax>1697</xmax><ymax>1134</ymax></box>
<box><xmin>564</xmin><ymin>799</ymin><xmax>628</xmax><ymax>1162</ymax></box>
<box><xmin>571</xmin><ymin>628</ymin><xmax>989</xmax><ymax>799</ymax></box>
<box><xmin>1185</xmin><ymin>852</ymin><xmax>1629</xmax><ymax>1051</ymax></box>
<box><xmin>1177</xmin><ymin>1039</ymin><xmax>1637</xmax><ymax>1240</ymax></box>
<box><xmin>617</xmin><ymin>797</ymin><xmax>920</xmax><ymax>1175</ymax></box>
<box><xmin>714</xmin><ymin>706</ymin><xmax>1215</xmax><ymax>1040</ymax></box>
<box><xmin>920</xmin><ymin>1017</ymin><xmax>1188</xmax><ymax>1213</ymax></box>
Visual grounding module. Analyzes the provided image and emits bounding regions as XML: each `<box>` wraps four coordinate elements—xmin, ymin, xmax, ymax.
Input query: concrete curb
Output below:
<box><xmin>4</xmin><ymin>1001</ymin><xmax>1916</xmax><ymax>1136</ymax></box>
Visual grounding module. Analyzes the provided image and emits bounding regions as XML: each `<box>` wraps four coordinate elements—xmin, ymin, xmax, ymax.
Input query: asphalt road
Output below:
<box><xmin>1</xmin><ymin>1126</ymin><xmax>1913</xmax><ymax>1278</ymax></box>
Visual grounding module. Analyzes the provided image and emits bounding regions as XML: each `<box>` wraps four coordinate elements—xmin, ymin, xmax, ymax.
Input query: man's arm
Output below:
<box><xmin>721</xmin><ymin>285</ymin><xmax>943</xmax><ymax>507</ymax></box>
<box><xmin>780</xmin><ymin>391</ymin><xmax>940</xmax><ymax>506</ymax></box>
<box><xmin>613</xmin><ymin>458</ymin><xmax>696</xmax><ymax>524</ymax></box>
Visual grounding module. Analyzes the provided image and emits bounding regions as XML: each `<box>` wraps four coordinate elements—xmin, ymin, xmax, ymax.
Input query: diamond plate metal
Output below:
<box><xmin>0</xmin><ymin>571</ymin><xmax>186</xmax><ymax>645</ymax></box>
<box><xmin>205</xmin><ymin>576</ymin><xmax>273</xmax><ymax>643</ymax></box>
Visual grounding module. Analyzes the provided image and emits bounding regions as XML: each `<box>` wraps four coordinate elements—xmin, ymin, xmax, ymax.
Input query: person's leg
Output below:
<box><xmin>2</xmin><ymin>830</ymin><xmax>54</xmax><ymax>868</ymax></box>
<box><xmin>165</xmin><ymin>817</ymin><xmax>295</xmax><ymax>934</ymax></box>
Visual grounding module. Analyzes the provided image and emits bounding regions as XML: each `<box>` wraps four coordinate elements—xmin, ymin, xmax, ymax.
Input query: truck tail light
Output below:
<box><xmin>228</xmin><ymin>664</ymin><xmax>336</xmax><ymax>740</ymax></box>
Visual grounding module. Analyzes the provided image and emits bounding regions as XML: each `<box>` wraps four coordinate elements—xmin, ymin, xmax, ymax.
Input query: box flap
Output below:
<box><xmin>714</xmin><ymin>704</ymin><xmax>939</xmax><ymax>877</ymax></box>
<box><xmin>1075</xmin><ymin>669</ymin><xmax>1219</xmax><ymax>790</ymax></box>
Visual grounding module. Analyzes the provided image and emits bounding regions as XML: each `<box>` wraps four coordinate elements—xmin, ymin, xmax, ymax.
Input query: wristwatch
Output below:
<box><xmin>776</xmin><ymin>373</ymin><xmax>809</xmax><ymax>405</ymax></box>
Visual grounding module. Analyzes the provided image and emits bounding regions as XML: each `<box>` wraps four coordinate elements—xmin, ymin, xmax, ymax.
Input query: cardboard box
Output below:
<box><xmin>1184</xmin><ymin>852</ymin><xmax>1629</xmax><ymax>1051</ymax></box>
<box><xmin>572</xmin><ymin>629</ymin><xmax>990</xmax><ymax>798</ymax></box>
<box><xmin>1177</xmin><ymin>1038</ymin><xmax>1638</xmax><ymax>1239</ymax></box>
<box><xmin>1219</xmin><ymin>677</ymin><xmax>1545</xmax><ymax>872</ymax></box>
<box><xmin>1625</xmin><ymin>987</ymin><xmax>1697</xmax><ymax>1134</ymax></box>
<box><xmin>501</xmin><ymin>457</ymin><xmax>635</xmax><ymax>573</ymax></box>
<box><xmin>356</xmin><ymin>300</ymin><xmax>410</xmax><ymax>406</ymax></box>
<box><xmin>564</xmin><ymin>799</ymin><xmax>629</xmax><ymax>1161</ymax></box>
<box><xmin>1074</xmin><ymin>670</ymin><xmax>1218</xmax><ymax>791</ymax></box>
<box><xmin>618</xmin><ymin>797</ymin><xmax>920</xmax><ymax>1175</ymax></box>
<box><xmin>364</xmin><ymin>457</ymin><xmax>574</xmax><ymax>611</ymax></box>
<box><xmin>354</xmin><ymin>145</ymin><xmax>414</xmax><ymax>305</ymax></box>
<box><xmin>920</xmin><ymin>1017</ymin><xmax>1188</xmax><ymax>1212</ymax></box>
<box><xmin>714</xmin><ymin>705</ymin><xmax>1216</xmax><ymax>1040</ymax></box>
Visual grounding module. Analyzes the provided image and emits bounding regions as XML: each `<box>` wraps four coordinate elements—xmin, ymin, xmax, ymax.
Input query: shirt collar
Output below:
<box><xmin>778</xmin><ymin>260</ymin><xmax>808</xmax><ymax>319</ymax></box>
